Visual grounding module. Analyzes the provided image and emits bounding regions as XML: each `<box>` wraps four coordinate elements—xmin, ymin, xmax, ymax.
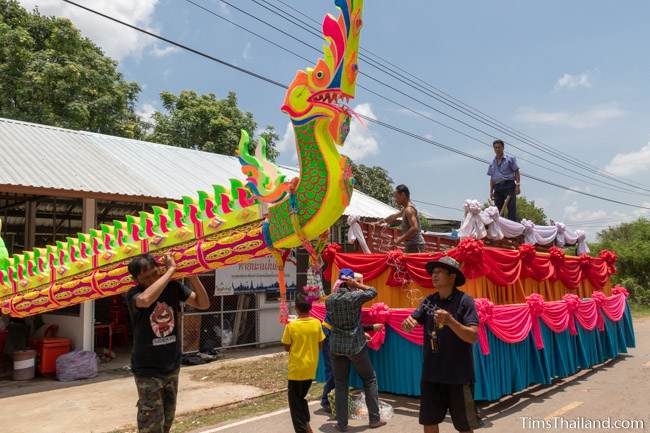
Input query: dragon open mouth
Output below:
<box><xmin>309</xmin><ymin>90</ymin><xmax>352</xmax><ymax>108</ymax></box>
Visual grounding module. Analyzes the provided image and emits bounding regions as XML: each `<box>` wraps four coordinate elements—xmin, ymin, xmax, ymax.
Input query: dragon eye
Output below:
<box><xmin>311</xmin><ymin>60</ymin><xmax>330</xmax><ymax>86</ymax></box>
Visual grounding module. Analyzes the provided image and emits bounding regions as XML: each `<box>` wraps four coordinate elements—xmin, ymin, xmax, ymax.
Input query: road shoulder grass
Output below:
<box><xmin>107</xmin><ymin>353</ymin><xmax>326</xmax><ymax>433</ymax></box>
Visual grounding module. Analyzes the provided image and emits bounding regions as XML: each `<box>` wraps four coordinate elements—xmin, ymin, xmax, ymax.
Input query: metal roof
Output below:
<box><xmin>0</xmin><ymin>117</ymin><xmax>397</xmax><ymax>218</ymax></box>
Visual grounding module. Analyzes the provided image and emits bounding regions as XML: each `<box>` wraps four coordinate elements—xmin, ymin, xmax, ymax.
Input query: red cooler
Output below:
<box><xmin>32</xmin><ymin>338</ymin><xmax>72</xmax><ymax>375</ymax></box>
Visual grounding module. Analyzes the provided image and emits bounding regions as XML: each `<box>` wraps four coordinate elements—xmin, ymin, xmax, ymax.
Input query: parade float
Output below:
<box><xmin>0</xmin><ymin>0</ymin><xmax>635</xmax><ymax>404</ymax></box>
<box><xmin>313</xmin><ymin>204</ymin><xmax>635</xmax><ymax>401</ymax></box>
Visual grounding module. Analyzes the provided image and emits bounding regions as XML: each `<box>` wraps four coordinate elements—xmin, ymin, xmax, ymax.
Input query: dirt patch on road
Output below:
<box><xmin>189</xmin><ymin>353</ymin><xmax>289</xmax><ymax>392</ymax></box>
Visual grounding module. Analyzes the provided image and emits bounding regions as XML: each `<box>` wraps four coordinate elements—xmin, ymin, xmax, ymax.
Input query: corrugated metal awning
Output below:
<box><xmin>0</xmin><ymin>117</ymin><xmax>397</xmax><ymax>218</ymax></box>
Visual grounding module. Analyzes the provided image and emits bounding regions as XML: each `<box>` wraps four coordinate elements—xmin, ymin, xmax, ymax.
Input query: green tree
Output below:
<box><xmin>591</xmin><ymin>218</ymin><xmax>650</xmax><ymax>305</ymax></box>
<box><xmin>0</xmin><ymin>0</ymin><xmax>144</xmax><ymax>138</ymax></box>
<box><xmin>516</xmin><ymin>196</ymin><xmax>547</xmax><ymax>225</ymax></box>
<box><xmin>350</xmin><ymin>162</ymin><xmax>394</xmax><ymax>205</ymax></box>
<box><xmin>418</xmin><ymin>213</ymin><xmax>432</xmax><ymax>231</ymax></box>
<box><xmin>146</xmin><ymin>90</ymin><xmax>279</xmax><ymax>160</ymax></box>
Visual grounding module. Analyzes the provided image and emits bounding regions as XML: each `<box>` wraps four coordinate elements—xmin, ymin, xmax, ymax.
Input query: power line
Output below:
<box><xmin>214</xmin><ymin>0</ymin><xmax>650</xmax><ymax>196</ymax></box>
<box><xmin>262</xmin><ymin>0</ymin><xmax>650</xmax><ymax>193</ymax></box>
<box><xmin>357</xmin><ymin>77</ymin><xmax>650</xmax><ymax>197</ymax></box>
<box><xmin>61</xmin><ymin>0</ymin><xmax>287</xmax><ymax>89</ymax></box>
<box><xmin>184</xmin><ymin>0</ymin><xmax>313</xmax><ymax>64</ymax></box>
<box><xmin>61</xmin><ymin>0</ymin><xmax>650</xmax><ymax>212</ymax></box>
<box><xmin>412</xmin><ymin>200</ymin><xmax>463</xmax><ymax>212</ymax></box>
<box><xmin>213</xmin><ymin>0</ymin><xmax>650</xmax><ymax>196</ymax></box>
<box><xmin>216</xmin><ymin>0</ymin><xmax>321</xmax><ymax>55</ymax></box>
<box><xmin>251</xmin><ymin>0</ymin><xmax>650</xmax><ymax>194</ymax></box>
<box><xmin>358</xmin><ymin>114</ymin><xmax>650</xmax><ymax>210</ymax></box>
<box><xmin>184</xmin><ymin>0</ymin><xmax>650</xmax><ymax>198</ymax></box>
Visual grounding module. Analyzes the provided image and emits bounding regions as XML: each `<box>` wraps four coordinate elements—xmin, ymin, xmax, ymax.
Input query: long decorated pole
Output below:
<box><xmin>0</xmin><ymin>0</ymin><xmax>365</xmax><ymax>318</ymax></box>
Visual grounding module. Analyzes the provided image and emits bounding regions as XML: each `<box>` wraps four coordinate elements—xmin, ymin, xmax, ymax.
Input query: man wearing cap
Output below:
<box><xmin>326</xmin><ymin>268</ymin><xmax>386</xmax><ymax>432</ymax></box>
<box><xmin>319</xmin><ymin>271</ymin><xmax>383</xmax><ymax>414</ymax></box>
<box><xmin>402</xmin><ymin>256</ymin><xmax>480</xmax><ymax>433</ymax></box>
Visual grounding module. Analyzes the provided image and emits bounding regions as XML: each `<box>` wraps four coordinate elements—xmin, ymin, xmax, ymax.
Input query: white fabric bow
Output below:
<box><xmin>575</xmin><ymin>230</ymin><xmax>590</xmax><ymax>255</ymax></box>
<box><xmin>459</xmin><ymin>199</ymin><xmax>487</xmax><ymax>239</ymax></box>
<box><xmin>520</xmin><ymin>219</ymin><xmax>537</xmax><ymax>244</ymax></box>
<box><xmin>555</xmin><ymin>222</ymin><xmax>567</xmax><ymax>247</ymax></box>
<box><xmin>481</xmin><ymin>206</ymin><xmax>504</xmax><ymax>240</ymax></box>
<box><xmin>347</xmin><ymin>214</ymin><xmax>371</xmax><ymax>254</ymax></box>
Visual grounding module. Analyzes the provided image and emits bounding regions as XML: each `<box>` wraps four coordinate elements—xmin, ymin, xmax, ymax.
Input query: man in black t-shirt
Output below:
<box><xmin>126</xmin><ymin>253</ymin><xmax>210</xmax><ymax>433</ymax></box>
<box><xmin>402</xmin><ymin>256</ymin><xmax>480</xmax><ymax>433</ymax></box>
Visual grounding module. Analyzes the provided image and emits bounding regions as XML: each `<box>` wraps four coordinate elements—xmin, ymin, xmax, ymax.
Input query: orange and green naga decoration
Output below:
<box><xmin>0</xmin><ymin>0</ymin><xmax>364</xmax><ymax>321</ymax></box>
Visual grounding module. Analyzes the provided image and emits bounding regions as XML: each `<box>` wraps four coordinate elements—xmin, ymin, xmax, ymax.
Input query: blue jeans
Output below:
<box><xmin>320</xmin><ymin>336</ymin><xmax>336</xmax><ymax>407</ymax></box>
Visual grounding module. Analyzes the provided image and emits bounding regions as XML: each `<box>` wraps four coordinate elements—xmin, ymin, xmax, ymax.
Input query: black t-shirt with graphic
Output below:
<box><xmin>411</xmin><ymin>289</ymin><xmax>479</xmax><ymax>384</ymax></box>
<box><xmin>127</xmin><ymin>281</ymin><xmax>192</xmax><ymax>377</ymax></box>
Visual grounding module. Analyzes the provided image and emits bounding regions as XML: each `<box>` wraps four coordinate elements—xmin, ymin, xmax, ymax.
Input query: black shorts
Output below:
<box><xmin>419</xmin><ymin>381</ymin><xmax>480</xmax><ymax>431</ymax></box>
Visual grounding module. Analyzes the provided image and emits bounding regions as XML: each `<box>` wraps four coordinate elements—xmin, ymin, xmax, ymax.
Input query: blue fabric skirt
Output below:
<box><xmin>316</xmin><ymin>304</ymin><xmax>636</xmax><ymax>401</ymax></box>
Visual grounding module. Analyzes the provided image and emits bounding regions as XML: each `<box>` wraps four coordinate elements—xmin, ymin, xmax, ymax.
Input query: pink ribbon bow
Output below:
<box><xmin>474</xmin><ymin>298</ymin><xmax>494</xmax><ymax>355</ymax></box>
<box><xmin>365</xmin><ymin>303</ymin><xmax>390</xmax><ymax>350</ymax></box>
<box><xmin>562</xmin><ymin>293</ymin><xmax>580</xmax><ymax>335</ymax></box>
<box><xmin>526</xmin><ymin>293</ymin><xmax>546</xmax><ymax>349</ymax></box>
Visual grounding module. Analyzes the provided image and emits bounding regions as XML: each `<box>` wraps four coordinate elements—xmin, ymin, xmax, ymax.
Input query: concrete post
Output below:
<box><xmin>80</xmin><ymin>198</ymin><xmax>96</xmax><ymax>351</ymax></box>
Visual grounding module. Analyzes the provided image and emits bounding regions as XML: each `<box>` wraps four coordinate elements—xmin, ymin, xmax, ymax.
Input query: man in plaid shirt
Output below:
<box><xmin>325</xmin><ymin>268</ymin><xmax>387</xmax><ymax>432</ymax></box>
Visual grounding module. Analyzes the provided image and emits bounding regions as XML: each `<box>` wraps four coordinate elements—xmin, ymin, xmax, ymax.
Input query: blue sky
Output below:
<box><xmin>19</xmin><ymin>0</ymin><xmax>650</xmax><ymax>238</ymax></box>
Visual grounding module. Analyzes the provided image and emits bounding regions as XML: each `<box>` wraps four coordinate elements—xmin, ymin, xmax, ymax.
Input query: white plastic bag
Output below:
<box><xmin>327</xmin><ymin>390</ymin><xmax>394</xmax><ymax>421</ymax></box>
<box><xmin>350</xmin><ymin>392</ymin><xmax>394</xmax><ymax>421</ymax></box>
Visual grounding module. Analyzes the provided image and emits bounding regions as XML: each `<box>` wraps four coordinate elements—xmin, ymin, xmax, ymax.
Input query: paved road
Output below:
<box><xmin>197</xmin><ymin>317</ymin><xmax>650</xmax><ymax>433</ymax></box>
<box><xmin>0</xmin><ymin>349</ymin><xmax>283</xmax><ymax>433</ymax></box>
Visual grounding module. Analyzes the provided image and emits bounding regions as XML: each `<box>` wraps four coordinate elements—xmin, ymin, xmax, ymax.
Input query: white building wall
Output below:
<box><xmin>41</xmin><ymin>313</ymin><xmax>84</xmax><ymax>350</ymax></box>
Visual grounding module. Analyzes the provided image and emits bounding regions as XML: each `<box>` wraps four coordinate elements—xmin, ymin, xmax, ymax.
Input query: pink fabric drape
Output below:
<box><xmin>310</xmin><ymin>289</ymin><xmax>630</xmax><ymax>356</ymax></box>
<box><xmin>310</xmin><ymin>303</ymin><xmax>425</xmax><ymax>348</ymax></box>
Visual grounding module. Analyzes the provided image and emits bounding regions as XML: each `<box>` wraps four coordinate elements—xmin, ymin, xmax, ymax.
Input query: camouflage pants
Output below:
<box><xmin>134</xmin><ymin>370</ymin><xmax>179</xmax><ymax>433</ymax></box>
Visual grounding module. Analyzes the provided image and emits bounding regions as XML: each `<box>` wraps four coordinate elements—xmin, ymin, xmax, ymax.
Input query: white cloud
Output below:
<box><xmin>632</xmin><ymin>203</ymin><xmax>650</xmax><ymax>219</ymax></box>
<box><xmin>398</xmin><ymin>107</ymin><xmax>432</xmax><ymax>118</ymax></box>
<box><xmin>561</xmin><ymin>203</ymin><xmax>621</xmax><ymax>239</ymax></box>
<box><xmin>150</xmin><ymin>44</ymin><xmax>180</xmax><ymax>58</ymax></box>
<box><xmin>563</xmin><ymin>203</ymin><xmax>609</xmax><ymax>224</ymax></box>
<box><xmin>216</xmin><ymin>1</ymin><xmax>231</xmax><ymax>16</ymax></box>
<box><xmin>276</xmin><ymin>122</ymin><xmax>296</xmax><ymax>160</ymax></box>
<box><xmin>555</xmin><ymin>72</ymin><xmax>592</xmax><ymax>90</ymax></box>
<box><xmin>532</xmin><ymin>197</ymin><xmax>550</xmax><ymax>210</ymax></box>
<box><xmin>137</xmin><ymin>103</ymin><xmax>157</xmax><ymax>124</ymax></box>
<box><xmin>605</xmin><ymin>140</ymin><xmax>650</xmax><ymax>177</ymax></box>
<box><xmin>275</xmin><ymin>103</ymin><xmax>380</xmax><ymax>162</ymax></box>
<box><xmin>514</xmin><ymin>103</ymin><xmax>623</xmax><ymax>129</ymax></box>
<box><xmin>561</xmin><ymin>202</ymin><xmax>650</xmax><ymax>239</ymax></box>
<box><xmin>242</xmin><ymin>42</ymin><xmax>252</xmax><ymax>61</ymax></box>
<box><xmin>340</xmin><ymin>103</ymin><xmax>379</xmax><ymax>161</ymax></box>
<box><xmin>563</xmin><ymin>185</ymin><xmax>592</xmax><ymax>198</ymax></box>
<box><xmin>19</xmin><ymin>0</ymin><xmax>160</xmax><ymax>60</ymax></box>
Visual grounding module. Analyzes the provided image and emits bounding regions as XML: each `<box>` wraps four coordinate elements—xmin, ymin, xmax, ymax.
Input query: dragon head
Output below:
<box><xmin>281</xmin><ymin>0</ymin><xmax>363</xmax><ymax>146</ymax></box>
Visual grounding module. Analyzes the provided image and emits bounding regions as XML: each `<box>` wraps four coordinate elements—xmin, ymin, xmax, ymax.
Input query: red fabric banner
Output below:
<box><xmin>323</xmin><ymin>240</ymin><xmax>617</xmax><ymax>290</ymax></box>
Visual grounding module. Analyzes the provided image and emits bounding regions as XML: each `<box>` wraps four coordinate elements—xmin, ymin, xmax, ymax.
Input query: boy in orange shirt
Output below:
<box><xmin>282</xmin><ymin>293</ymin><xmax>326</xmax><ymax>433</ymax></box>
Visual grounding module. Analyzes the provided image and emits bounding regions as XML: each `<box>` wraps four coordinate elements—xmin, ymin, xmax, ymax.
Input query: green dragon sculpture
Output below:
<box><xmin>0</xmin><ymin>0</ymin><xmax>364</xmax><ymax>319</ymax></box>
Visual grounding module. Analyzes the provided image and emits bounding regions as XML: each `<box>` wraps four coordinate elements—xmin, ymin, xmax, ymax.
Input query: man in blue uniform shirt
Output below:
<box><xmin>487</xmin><ymin>139</ymin><xmax>521</xmax><ymax>221</ymax></box>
